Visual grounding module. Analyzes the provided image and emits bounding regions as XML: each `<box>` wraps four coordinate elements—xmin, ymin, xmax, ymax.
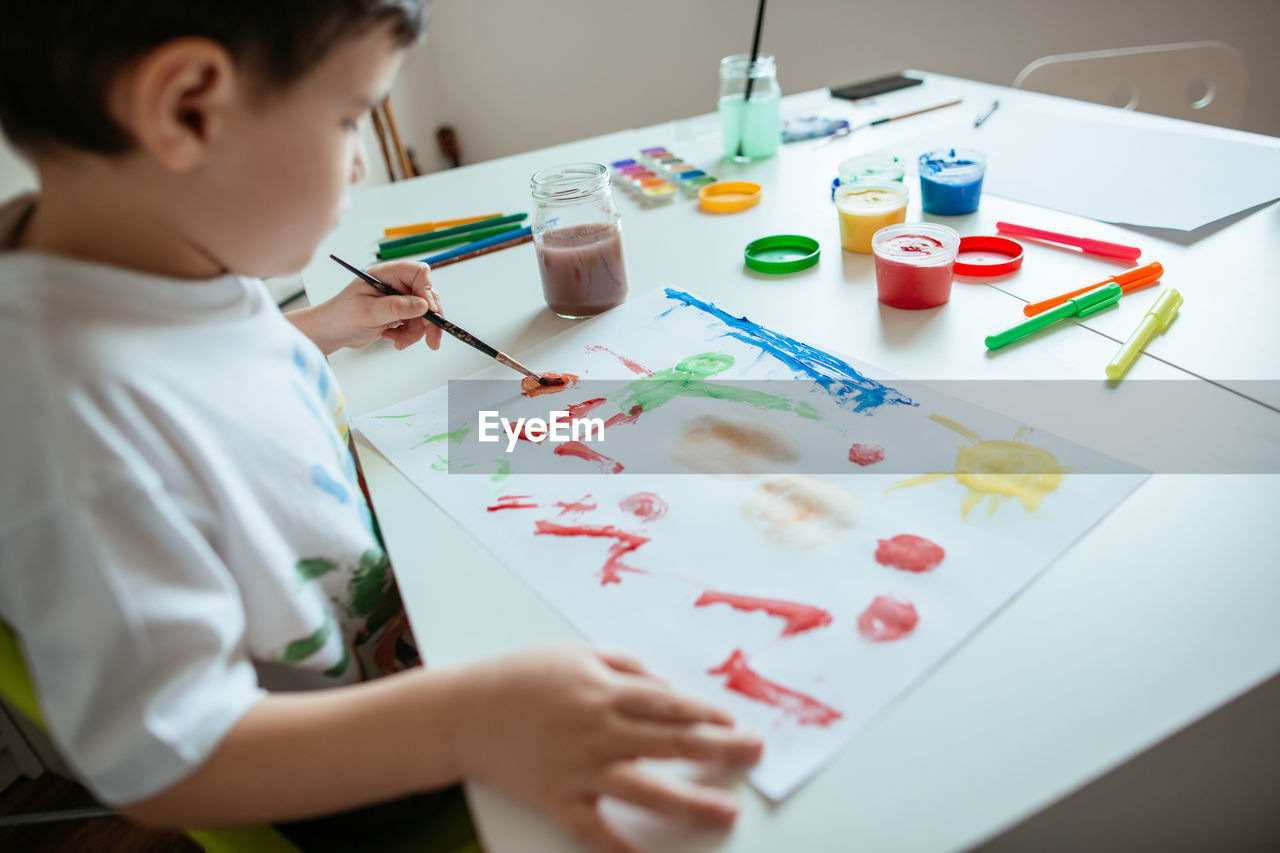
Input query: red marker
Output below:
<box><xmin>997</xmin><ymin>221</ymin><xmax>1141</xmax><ymax>262</ymax></box>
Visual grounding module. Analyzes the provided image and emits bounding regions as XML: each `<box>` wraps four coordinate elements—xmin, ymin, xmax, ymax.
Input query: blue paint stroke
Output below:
<box><xmin>310</xmin><ymin>464</ymin><xmax>350</xmax><ymax>503</ymax></box>
<box><xmin>662</xmin><ymin>289</ymin><xmax>915</xmax><ymax>414</ymax></box>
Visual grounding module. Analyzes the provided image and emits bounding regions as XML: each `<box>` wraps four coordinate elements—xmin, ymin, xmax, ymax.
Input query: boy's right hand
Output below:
<box><xmin>450</xmin><ymin>643</ymin><xmax>763</xmax><ymax>853</ymax></box>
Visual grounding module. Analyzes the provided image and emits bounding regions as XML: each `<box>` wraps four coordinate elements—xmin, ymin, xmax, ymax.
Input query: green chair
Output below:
<box><xmin>0</xmin><ymin>621</ymin><xmax>478</xmax><ymax>853</ymax></box>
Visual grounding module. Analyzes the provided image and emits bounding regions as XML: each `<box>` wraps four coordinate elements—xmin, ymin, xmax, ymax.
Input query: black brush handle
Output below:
<box><xmin>328</xmin><ymin>254</ymin><xmax>499</xmax><ymax>359</ymax></box>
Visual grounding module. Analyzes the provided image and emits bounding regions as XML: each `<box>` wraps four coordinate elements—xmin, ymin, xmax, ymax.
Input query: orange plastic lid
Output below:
<box><xmin>699</xmin><ymin>181</ymin><xmax>763</xmax><ymax>213</ymax></box>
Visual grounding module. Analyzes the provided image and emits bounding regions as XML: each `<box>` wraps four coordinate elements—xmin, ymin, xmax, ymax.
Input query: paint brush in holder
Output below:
<box><xmin>328</xmin><ymin>254</ymin><xmax>564</xmax><ymax>387</ymax></box>
<box><xmin>736</xmin><ymin>0</ymin><xmax>768</xmax><ymax>160</ymax></box>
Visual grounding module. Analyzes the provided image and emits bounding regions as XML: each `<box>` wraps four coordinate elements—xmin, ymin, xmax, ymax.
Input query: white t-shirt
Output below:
<box><xmin>0</xmin><ymin>196</ymin><xmax>412</xmax><ymax>806</ymax></box>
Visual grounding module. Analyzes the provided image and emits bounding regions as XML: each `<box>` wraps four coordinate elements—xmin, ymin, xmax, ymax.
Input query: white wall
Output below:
<box><xmin>394</xmin><ymin>0</ymin><xmax>1279</xmax><ymax>172</ymax></box>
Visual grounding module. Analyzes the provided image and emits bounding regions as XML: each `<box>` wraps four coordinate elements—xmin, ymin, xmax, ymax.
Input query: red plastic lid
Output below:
<box><xmin>954</xmin><ymin>235</ymin><xmax>1023</xmax><ymax>276</ymax></box>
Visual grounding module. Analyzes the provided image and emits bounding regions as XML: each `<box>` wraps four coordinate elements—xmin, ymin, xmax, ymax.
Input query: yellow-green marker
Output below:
<box><xmin>1105</xmin><ymin>289</ymin><xmax>1183</xmax><ymax>381</ymax></box>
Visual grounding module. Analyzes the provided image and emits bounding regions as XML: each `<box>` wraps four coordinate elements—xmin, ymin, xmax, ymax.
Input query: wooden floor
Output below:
<box><xmin>0</xmin><ymin>771</ymin><xmax>197</xmax><ymax>852</ymax></box>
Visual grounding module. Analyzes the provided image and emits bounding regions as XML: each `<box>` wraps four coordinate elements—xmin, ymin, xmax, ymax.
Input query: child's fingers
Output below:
<box><xmin>366</xmin><ymin>260</ymin><xmax>436</xmax><ymax>300</ymax></box>
<box><xmin>555</xmin><ymin>800</ymin><xmax>641</xmax><ymax>853</ymax></box>
<box><xmin>598</xmin><ymin>649</ymin><xmax>657</xmax><ymax>678</ymax></box>
<box><xmin>597</xmin><ymin>765</ymin><xmax>739</xmax><ymax>827</ymax></box>
<box><xmin>608</xmin><ymin>721</ymin><xmax>764</xmax><ymax>765</ymax></box>
<box><xmin>613</xmin><ymin>686</ymin><xmax>734</xmax><ymax>726</ymax></box>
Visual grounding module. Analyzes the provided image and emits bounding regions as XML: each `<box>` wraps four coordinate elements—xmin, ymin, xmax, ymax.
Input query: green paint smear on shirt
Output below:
<box><xmin>280</xmin><ymin>615</ymin><xmax>332</xmax><ymax>663</ymax></box>
<box><xmin>618</xmin><ymin>353</ymin><xmax>821</xmax><ymax>420</ymax></box>
<box><xmin>349</xmin><ymin>548</ymin><xmax>391</xmax><ymax>620</ymax></box>
<box><xmin>412</xmin><ymin>424</ymin><xmax>470</xmax><ymax>449</ymax></box>
<box><xmin>295</xmin><ymin>557</ymin><xmax>338</xmax><ymax>583</ymax></box>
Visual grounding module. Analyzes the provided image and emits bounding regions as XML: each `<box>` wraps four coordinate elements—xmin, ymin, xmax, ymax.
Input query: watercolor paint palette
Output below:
<box><xmin>638</xmin><ymin>146</ymin><xmax>718</xmax><ymax>196</ymax></box>
<box><xmin>608</xmin><ymin>158</ymin><xmax>679</xmax><ymax>206</ymax></box>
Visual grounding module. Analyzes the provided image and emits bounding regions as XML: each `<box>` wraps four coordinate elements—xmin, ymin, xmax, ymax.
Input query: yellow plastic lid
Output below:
<box><xmin>698</xmin><ymin>181</ymin><xmax>763</xmax><ymax>213</ymax></box>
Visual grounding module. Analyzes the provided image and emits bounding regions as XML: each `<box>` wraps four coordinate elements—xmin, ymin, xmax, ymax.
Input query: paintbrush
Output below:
<box><xmin>328</xmin><ymin>254</ymin><xmax>563</xmax><ymax>387</ymax></box>
<box><xmin>736</xmin><ymin>0</ymin><xmax>767</xmax><ymax>160</ymax></box>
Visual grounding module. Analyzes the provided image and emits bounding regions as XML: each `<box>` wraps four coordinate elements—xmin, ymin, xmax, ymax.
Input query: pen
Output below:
<box><xmin>986</xmin><ymin>283</ymin><xmax>1122</xmax><ymax>350</ymax></box>
<box><xmin>1105</xmin><ymin>289</ymin><xmax>1183</xmax><ymax>380</ymax></box>
<box><xmin>1023</xmin><ymin>261</ymin><xmax>1163</xmax><ymax>317</ymax></box>
<box><xmin>997</xmin><ymin>221</ymin><xmax>1141</xmax><ymax>261</ymax></box>
<box><xmin>973</xmin><ymin>99</ymin><xmax>999</xmax><ymax>128</ymax></box>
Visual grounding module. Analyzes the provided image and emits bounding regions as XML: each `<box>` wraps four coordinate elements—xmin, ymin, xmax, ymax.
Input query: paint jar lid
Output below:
<box><xmin>744</xmin><ymin>234</ymin><xmax>820</xmax><ymax>274</ymax></box>
<box><xmin>954</xmin><ymin>235</ymin><xmax>1024</xmax><ymax>276</ymax></box>
<box><xmin>699</xmin><ymin>181</ymin><xmax>763</xmax><ymax>212</ymax></box>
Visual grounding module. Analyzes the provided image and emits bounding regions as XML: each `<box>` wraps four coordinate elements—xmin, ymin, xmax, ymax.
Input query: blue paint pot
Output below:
<box><xmin>918</xmin><ymin>148</ymin><xmax>986</xmax><ymax>215</ymax></box>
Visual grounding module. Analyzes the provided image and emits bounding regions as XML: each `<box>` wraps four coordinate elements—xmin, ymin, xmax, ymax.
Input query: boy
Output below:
<box><xmin>0</xmin><ymin>3</ymin><xmax>762</xmax><ymax>852</ymax></box>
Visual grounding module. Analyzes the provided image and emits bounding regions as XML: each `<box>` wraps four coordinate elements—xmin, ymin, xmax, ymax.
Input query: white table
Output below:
<box><xmin>302</xmin><ymin>72</ymin><xmax>1280</xmax><ymax>852</ymax></box>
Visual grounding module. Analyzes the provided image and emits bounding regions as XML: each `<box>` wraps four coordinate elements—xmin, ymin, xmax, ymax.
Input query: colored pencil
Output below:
<box><xmin>377</xmin><ymin>222</ymin><xmax>523</xmax><ymax>260</ymax></box>
<box><xmin>421</xmin><ymin>226</ymin><xmax>533</xmax><ymax>267</ymax></box>
<box><xmin>383</xmin><ymin>213</ymin><xmax>501</xmax><ymax>239</ymax></box>
<box><xmin>379</xmin><ymin>213</ymin><xmax>527</xmax><ymax>252</ymax></box>
<box><xmin>426</xmin><ymin>233</ymin><xmax>533</xmax><ymax>269</ymax></box>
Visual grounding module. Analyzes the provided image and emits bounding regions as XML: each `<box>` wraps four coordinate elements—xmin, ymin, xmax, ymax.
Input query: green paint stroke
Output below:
<box><xmin>490</xmin><ymin>459</ymin><xmax>511</xmax><ymax>483</ymax></box>
<box><xmin>280</xmin><ymin>615</ymin><xmax>332</xmax><ymax>663</ymax></box>
<box><xmin>411</xmin><ymin>424</ymin><xmax>470</xmax><ymax>449</ymax></box>
<box><xmin>619</xmin><ymin>353</ymin><xmax>821</xmax><ymax>420</ymax></box>
<box><xmin>348</xmin><ymin>548</ymin><xmax>391</xmax><ymax>619</ymax></box>
<box><xmin>295</xmin><ymin>557</ymin><xmax>338</xmax><ymax>583</ymax></box>
<box><xmin>324</xmin><ymin>642</ymin><xmax>351</xmax><ymax>678</ymax></box>
<box><xmin>371</xmin><ymin>412</ymin><xmax>414</xmax><ymax>419</ymax></box>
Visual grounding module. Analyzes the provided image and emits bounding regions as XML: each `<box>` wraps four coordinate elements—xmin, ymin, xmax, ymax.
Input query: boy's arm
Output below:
<box><xmin>284</xmin><ymin>260</ymin><xmax>443</xmax><ymax>355</ymax></box>
<box><xmin>122</xmin><ymin>644</ymin><xmax>762</xmax><ymax>853</ymax></box>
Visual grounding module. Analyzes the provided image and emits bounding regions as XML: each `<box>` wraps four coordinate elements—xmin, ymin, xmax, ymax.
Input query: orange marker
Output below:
<box><xmin>383</xmin><ymin>213</ymin><xmax>502</xmax><ymax>239</ymax></box>
<box><xmin>1023</xmin><ymin>261</ymin><xmax>1163</xmax><ymax>317</ymax></box>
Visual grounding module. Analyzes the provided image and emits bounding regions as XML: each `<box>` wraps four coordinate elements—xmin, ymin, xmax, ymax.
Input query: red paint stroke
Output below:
<box><xmin>554</xmin><ymin>441</ymin><xmax>625</xmax><ymax>474</ymax></box>
<box><xmin>874</xmin><ymin>534</ymin><xmax>945</xmax><ymax>574</ymax></box>
<box><xmin>857</xmin><ymin>595</ymin><xmax>919</xmax><ymax>642</ymax></box>
<box><xmin>695</xmin><ymin>591</ymin><xmax>833</xmax><ymax>637</ymax></box>
<box><xmin>486</xmin><ymin>495</ymin><xmax>538</xmax><ymax>512</ymax></box>
<box><xmin>586</xmin><ymin>345</ymin><xmax>654</xmax><ymax>376</ymax></box>
<box><xmin>520</xmin><ymin>373</ymin><xmax>579</xmax><ymax>397</ymax></box>
<box><xmin>555</xmin><ymin>496</ymin><xmax>597</xmax><ymax>516</ymax></box>
<box><xmin>848</xmin><ymin>443</ymin><xmax>886</xmax><ymax>467</ymax></box>
<box><xmin>708</xmin><ymin>650</ymin><xmax>842</xmax><ymax>727</ymax></box>
<box><xmin>565</xmin><ymin>397</ymin><xmax>607</xmax><ymax>418</ymax></box>
<box><xmin>534</xmin><ymin>521</ymin><xmax>650</xmax><ymax>585</ymax></box>
<box><xmin>603</xmin><ymin>404</ymin><xmax>644</xmax><ymax>429</ymax></box>
<box><xmin>618</xmin><ymin>491</ymin><xmax>668</xmax><ymax>521</ymax></box>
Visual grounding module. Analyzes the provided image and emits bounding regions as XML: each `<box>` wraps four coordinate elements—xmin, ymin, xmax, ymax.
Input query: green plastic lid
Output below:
<box><xmin>744</xmin><ymin>234</ymin><xmax>820</xmax><ymax>274</ymax></box>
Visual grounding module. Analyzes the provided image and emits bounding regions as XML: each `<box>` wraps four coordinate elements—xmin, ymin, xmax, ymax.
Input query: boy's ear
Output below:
<box><xmin>109</xmin><ymin>37</ymin><xmax>237</xmax><ymax>172</ymax></box>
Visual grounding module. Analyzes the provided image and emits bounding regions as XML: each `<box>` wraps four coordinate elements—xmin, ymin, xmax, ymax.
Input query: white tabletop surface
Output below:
<box><xmin>302</xmin><ymin>72</ymin><xmax>1280</xmax><ymax>852</ymax></box>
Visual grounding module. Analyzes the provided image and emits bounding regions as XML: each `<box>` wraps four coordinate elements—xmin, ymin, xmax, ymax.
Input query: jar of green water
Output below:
<box><xmin>718</xmin><ymin>54</ymin><xmax>780</xmax><ymax>162</ymax></box>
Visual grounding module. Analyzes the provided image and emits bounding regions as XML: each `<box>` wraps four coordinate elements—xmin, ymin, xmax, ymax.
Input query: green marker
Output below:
<box><xmin>377</xmin><ymin>222</ymin><xmax>523</xmax><ymax>260</ymax></box>
<box><xmin>985</xmin><ymin>283</ymin><xmax>1122</xmax><ymax>350</ymax></box>
<box><xmin>377</xmin><ymin>213</ymin><xmax>527</xmax><ymax>251</ymax></box>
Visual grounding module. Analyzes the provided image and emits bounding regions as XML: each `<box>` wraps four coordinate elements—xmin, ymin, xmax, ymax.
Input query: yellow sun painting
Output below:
<box><xmin>890</xmin><ymin>414</ymin><xmax>1069</xmax><ymax>519</ymax></box>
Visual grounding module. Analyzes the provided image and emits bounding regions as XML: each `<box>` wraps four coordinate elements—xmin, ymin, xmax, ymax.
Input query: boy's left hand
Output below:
<box><xmin>287</xmin><ymin>260</ymin><xmax>444</xmax><ymax>355</ymax></box>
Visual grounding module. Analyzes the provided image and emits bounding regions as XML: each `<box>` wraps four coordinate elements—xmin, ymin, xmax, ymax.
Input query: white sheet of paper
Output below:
<box><xmin>354</xmin><ymin>288</ymin><xmax>1146</xmax><ymax>799</ymax></box>
<box><xmin>898</xmin><ymin>109</ymin><xmax>1280</xmax><ymax>231</ymax></box>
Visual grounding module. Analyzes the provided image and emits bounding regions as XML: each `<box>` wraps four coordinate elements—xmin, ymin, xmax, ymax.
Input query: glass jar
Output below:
<box><xmin>530</xmin><ymin>162</ymin><xmax>629</xmax><ymax>318</ymax></box>
<box><xmin>718</xmin><ymin>54</ymin><xmax>781</xmax><ymax>162</ymax></box>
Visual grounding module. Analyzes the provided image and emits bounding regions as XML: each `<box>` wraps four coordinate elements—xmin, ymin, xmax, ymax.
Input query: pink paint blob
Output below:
<box><xmin>848</xmin><ymin>443</ymin><xmax>886</xmax><ymax>467</ymax></box>
<box><xmin>857</xmin><ymin>595</ymin><xmax>919</xmax><ymax>642</ymax></box>
<box><xmin>534</xmin><ymin>521</ymin><xmax>650</xmax><ymax>585</ymax></box>
<box><xmin>554</xmin><ymin>441</ymin><xmax>625</xmax><ymax>474</ymax></box>
<box><xmin>487</xmin><ymin>496</ymin><xmax>538</xmax><ymax>512</ymax></box>
<box><xmin>555</xmin><ymin>496</ymin><xmax>597</xmax><ymax>516</ymax></box>
<box><xmin>695</xmin><ymin>591</ymin><xmax>832</xmax><ymax>637</ymax></box>
<box><xmin>618</xmin><ymin>491</ymin><xmax>668</xmax><ymax>521</ymax></box>
<box><xmin>708</xmin><ymin>650</ymin><xmax>843</xmax><ymax>727</ymax></box>
<box><xmin>520</xmin><ymin>373</ymin><xmax>579</xmax><ymax>397</ymax></box>
<box><xmin>586</xmin><ymin>345</ymin><xmax>654</xmax><ymax>376</ymax></box>
<box><xmin>874</xmin><ymin>534</ymin><xmax>946</xmax><ymax>573</ymax></box>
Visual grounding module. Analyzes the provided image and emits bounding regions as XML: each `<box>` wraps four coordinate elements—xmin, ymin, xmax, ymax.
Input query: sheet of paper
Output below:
<box><xmin>354</xmin><ymin>288</ymin><xmax>1146</xmax><ymax>799</ymax></box>
<box><xmin>896</xmin><ymin>109</ymin><xmax>1280</xmax><ymax>231</ymax></box>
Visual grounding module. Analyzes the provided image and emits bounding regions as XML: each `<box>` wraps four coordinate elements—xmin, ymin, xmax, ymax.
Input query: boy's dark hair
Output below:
<box><xmin>0</xmin><ymin>1</ymin><xmax>427</xmax><ymax>155</ymax></box>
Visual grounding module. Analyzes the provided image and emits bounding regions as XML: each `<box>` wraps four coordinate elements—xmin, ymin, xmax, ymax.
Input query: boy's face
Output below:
<box><xmin>200</xmin><ymin>25</ymin><xmax>406</xmax><ymax>277</ymax></box>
